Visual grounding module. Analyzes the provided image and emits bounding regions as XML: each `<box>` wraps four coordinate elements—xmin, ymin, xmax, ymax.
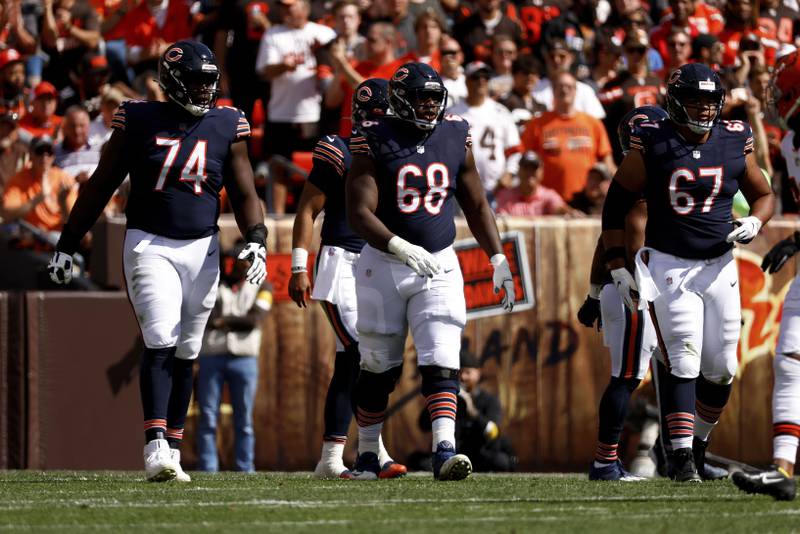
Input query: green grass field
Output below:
<box><xmin>1</xmin><ymin>471</ymin><xmax>798</xmax><ymax>533</ymax></box>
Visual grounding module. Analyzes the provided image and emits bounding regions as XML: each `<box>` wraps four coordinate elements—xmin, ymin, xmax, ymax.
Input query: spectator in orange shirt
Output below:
<box><xmin>326</xmin><ymin>22</ymin><xmax>403</xmax><ymax>136</ymax></box>
<box><xmin>402</xmin><ymin>9</ymin><xmax>443</xmax><ymax>71</ymax></box>
<box><xmin>19</xmin><ymin>82</ymin><xmax>63</xmax><ymax>140</ymax></box>
<box><xmin>41</xmin><ymin>0</ymin><xmax>102</xmax><ymax>90</ymax></box>
<box><xmin>0</xmin><ymin>112</ymin><xmax>28</xmax><ymax>196</ymax></box>
<box><xmin>121</xmin><ymin>0</ymin><xmax>195</xmax><ymax>96</ymax></box>
<box><xmin>650</xmin><ymin>0</ymin><xmax>723</xmax><ymax>65</ymax></box>
<box><xmin>0</xmin><ymin>49</ymin><xmax>27</xmax><ymax>118</ymax></box>
<box><xmin>521</xmin><ymin>71</ymin><xmax>615</xmax><ymax>202</ymax></box>
<box><xmin>2</xmin><ymin>135</ymin><xmax>77</xmax><ymax>233</ymax></box>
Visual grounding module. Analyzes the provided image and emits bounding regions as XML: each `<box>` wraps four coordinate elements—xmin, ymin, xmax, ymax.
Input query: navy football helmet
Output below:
<box><xmin>158</xmin><ymin>40</ymin><xmax>220</xmax><ymax>116</ymax></box>
<box><xmin>617</xmin><ymin>105</ymin><xmax>669</xmax><ymax>154</ymax></box>
<box><xmin>388</xmin><ymin>62</ymin><xmax>447</xmax><ymax>130</ymax></box>
<box><xmin>665</xmin><ymin>63</ymin><xmax>725</xmax><ymax>134</ymax></box>
<box><xmin>352</xmin><ymin>78</ymin><xmax>391</xmax><ymax>124</ymax></box>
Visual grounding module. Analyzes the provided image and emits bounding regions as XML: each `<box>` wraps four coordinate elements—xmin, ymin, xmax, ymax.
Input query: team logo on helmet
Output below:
<box><xmin>165</xmin><ymin>47</ymin><xmax>184</xmax><ymax>62</ymax></box>
<box><xmin>627</xmin><ymin>113</ymin><xmax>649</xmax><ymax>128</ymax></box>
<box><xmin>392</xmin><ymin>68</ymin><xmax>409</xmax><ymax>82</ymax></box>
<box><xmin>668</xmin><ymin>69</ymin><xmax>681</xmax><ymax>85</ymax></box>
<box><xmin>356</xmin><ymin>85</ymin><xmax>372</xmax><ymax>102</ymax></box>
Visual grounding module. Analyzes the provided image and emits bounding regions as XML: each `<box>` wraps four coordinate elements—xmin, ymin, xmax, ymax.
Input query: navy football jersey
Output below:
<box><xmin>308</xmin><ymin>134</ymin><xmax>365</xmax><ymax>253</ymax></box>
<box><xmin>630</xmin><ymin>119</ymin><xmax>754</xmax><ymax>259</ymax></box>
<box><xmin>349</xmin><ymin>116</ymin><xmax>472</xmax><ymax>253</ymax></box>
<box><xmin>111</xmin><ymin>101</ymin><xmax>250</xmax><ymax>239</ymax></box>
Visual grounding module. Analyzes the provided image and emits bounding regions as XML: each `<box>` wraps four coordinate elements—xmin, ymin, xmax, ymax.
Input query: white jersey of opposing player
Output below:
<box><xmin>448</xmin><ymin>99</ymin><xmax>521</xmax><ymax>193</ymax></box>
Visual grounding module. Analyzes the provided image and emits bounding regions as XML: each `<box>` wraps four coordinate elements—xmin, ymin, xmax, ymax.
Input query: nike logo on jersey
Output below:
<box><xmin>443</xmin><ymin>267</ymin><xmax>455</xmax><ymax>273</ymax></box>
<box><xmin>326</xmin><ymin>136</ymin><xmax>335</xmax><ymax>142</ymax></box>
<box><xmin>730</xmin><ymin>280</ymin><xmax>737</xmax><ymax>287</ymax></box>
<box><xmin>207</xmin><ymin>249</ymin><xmax>216</xmax><ymax>257</ymax></box>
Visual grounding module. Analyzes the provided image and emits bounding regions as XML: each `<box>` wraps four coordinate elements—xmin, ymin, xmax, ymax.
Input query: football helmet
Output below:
<box><xmin>388</xmin><ymin>62</ymin><xmax>447</xmax><ymax>130</ymax></box>
<box><xmin>158</xmin><ymin>40</ymin><xmax>220</xmax><ymax>116</ymax></box>
<box><xmin>617</xmin><ymin>105</ymin><xmax>669</xmax><ymax>154</ymax></box>
<box><xmin>665</xmin><ymin>63</ymin><xmax>725</xmax><ymax>134</ymax></box>
<box><xmin>352</xmin><ymin>78</ymin><xmax>390</xmax><ymax>124</ymax></box>
<box><xmin>770</xmin><ymin>50</ymin><xmax>800</xmax><ymax>129</ymax></box>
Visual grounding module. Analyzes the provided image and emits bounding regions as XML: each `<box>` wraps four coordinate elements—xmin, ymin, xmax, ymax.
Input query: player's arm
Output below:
<box><xmin>224</xmin><ymin>139</ymin><xmax>268</xmax><ymax>285</ymax></box>
<box><xmin>601</xmin><ymin>149</ymin><xmax>646</xmax><ymax>270</ymax></box>
<box><xmin>456</xmin><ymin>147</ymin><xmax>515</xmax><ymax>311</ymax></box>
<box><xmin>346</xmin><ymin>154</ymin><xmax>394</xmax><ymax>251</ymax></box>
<box><xmin>577</xmin><ymin>237</ymin><xmax>605</xmax><ymax>329</ymax></box>
<box><xmin>289</xmin><ymin>182</ymin><xmax>326</xmax><ymax>308</ymax></box>
<box><xmin>600</xmin><ymin>149</ymin><xmax>647</xmax><ymax>310</ymax></box>
<box><xmin>726</xmin><ymin>151</ymin><xmax>775</xmax><ymax>244</ymax></box>
<box><xmin>47</xmin><ymin>128</ymin><xmax>130</xmax><ymax>283</ymax></box>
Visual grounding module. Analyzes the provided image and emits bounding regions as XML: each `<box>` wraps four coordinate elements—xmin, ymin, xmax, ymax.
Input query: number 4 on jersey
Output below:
<box><xmin>155</xmin><ymin>137</ymin><xmax>208</xmax><ymax>194</ymax></box>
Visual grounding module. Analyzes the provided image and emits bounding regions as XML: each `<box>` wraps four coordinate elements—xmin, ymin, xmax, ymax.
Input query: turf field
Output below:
<box><xmin>0</xmin><ymin>471</ymin><xmax>798</xmax><ymax>533</ymax></box>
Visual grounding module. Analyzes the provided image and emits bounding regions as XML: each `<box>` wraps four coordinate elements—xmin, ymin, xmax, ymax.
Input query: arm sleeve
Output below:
<box><xmin>348</xmin><ymin>132</ymin><xmax>373</xmax><ymax>157</ymax></box>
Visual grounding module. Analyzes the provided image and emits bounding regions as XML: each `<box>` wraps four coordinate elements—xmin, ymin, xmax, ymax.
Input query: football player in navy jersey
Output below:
<box><xmin>578</xmin><ymin>105</ymin><xmax>667</xmax><ymax>482</ymax></box>
<box><xmin>345</xmin><ymin>62</ymin><xmax>515</xmax><ymax>481</ymax></box>
<box><xmin>288</xmin><ymin>78</ymin><xmax>406</xmax><ymax>480</ymax></box>
<box><xmin>601</xmin><ymin>63</ymin><xmax>774</xmax><ymax>482</ymax></box>
<box><xmin>46</xmin><ymin>41</ymin><xmax>267</xmax><ymax>482</ymax></box>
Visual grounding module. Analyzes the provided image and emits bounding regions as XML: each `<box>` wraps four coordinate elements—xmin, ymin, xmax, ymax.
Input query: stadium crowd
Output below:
<box><xmin>0</xmin><ymin>0</ymin><xmax>795</xmax><ymax>257</ymax></box>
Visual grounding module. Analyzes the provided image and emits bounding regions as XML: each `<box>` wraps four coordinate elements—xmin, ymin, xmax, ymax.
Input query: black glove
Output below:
<box><xmin>577</xmin><ymin>294</ymin><xmax>601</xmax><ymax>329</ymax></box>
<box><xmin>761</xmin><ymin>232</ymin><xmax>800</xmax><ymax>274</ymax></box>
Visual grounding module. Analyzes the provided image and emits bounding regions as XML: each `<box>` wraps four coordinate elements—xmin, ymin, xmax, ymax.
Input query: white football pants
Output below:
<box><xmin>123</xmin><ymin>229</ymin><xmax>219</xmax><ymax>360</ymax></box>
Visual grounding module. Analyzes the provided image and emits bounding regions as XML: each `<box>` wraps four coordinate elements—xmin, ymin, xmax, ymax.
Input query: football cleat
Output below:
<box><xmin>693</xmin><ymin>437</ymin><xmax>728</xmax><ymax>480</ymax></box>
<box><xmin>170</xmin><ymin>448</ymin><xmax>191</xmax><ymax>482</ymax></box>
<box><xmin>670</xmin><ymin>447</ymin><xmax>702</xmax><ymax>483</ymax></box>
<box><xmin>732</xmin><ymin>466</ymin><xmax>796</xmax><ymax>501</ymax></box>
<box><xmin>313</xmin><ymin>460</ymin><xmax>353</xmax><ymax>480</ymax></box>
<box><xmin>379</xmin><ymin>460</ymin><xmax>408</xmax><ymax>479</ymax></box>
<box><xmin>589</xmin><ymin>459</ymin><xmax>646</xmax><ymax>481</ymax></box>
<box><xmin>350</xmin><ymin>452</ymin><xmax>380</xmax><ymax>481</ymax></box>
<box><xmin>143</xmin><ymin>439</ymin><xmax>178</xmax><ymax>482</ymax></box>
<box><xmin>650</xmin><ymin>437</ymin><xmax>671</xmax><ymax>478</ymax></box>
<box><xmin>432</xmin><ymin>441</ymin><xmax>472</xmax><ymax>481</ymax></box>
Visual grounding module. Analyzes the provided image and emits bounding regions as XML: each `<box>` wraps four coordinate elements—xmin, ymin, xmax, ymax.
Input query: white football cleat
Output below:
<box><xmin>170</xmin><ymin>448</ymin><xmax>192</xmax><ymax>482</ymax></box>
<box><xmin>143</xmin><ymin>439</ymin><xmax>178</xmax><ymax>482</ymax></box>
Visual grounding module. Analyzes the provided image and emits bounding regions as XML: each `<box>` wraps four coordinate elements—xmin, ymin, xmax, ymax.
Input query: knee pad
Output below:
<box><xmin>354</xmin><ymin>366</ymin><xmax>403</xmax><ymax>412</ymax></box>
<box><xmin>773</xmin><ymin>354</ymin><xmax>800</xmax><ymax>424</ymax></box>
<box><xmin>699</xmin><ymin>353</ymin><xmax>737</xmax><ymax>385</ymax></box>
<box><xmin>358</xmin><ymin>332</ymin><xmax>406</xmax><ymax>374</ymax></box>
<box><xmin>420</xmin><ymin>365</ymin><xmax>460</xmax><ymax>397</ymax></box>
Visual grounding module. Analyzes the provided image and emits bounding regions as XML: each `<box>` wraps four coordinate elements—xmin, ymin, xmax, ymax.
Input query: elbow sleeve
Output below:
<box><xmin>602</xmin><ymin>180</ymin><xmax>640</xmax><ymax>231</ymax></box>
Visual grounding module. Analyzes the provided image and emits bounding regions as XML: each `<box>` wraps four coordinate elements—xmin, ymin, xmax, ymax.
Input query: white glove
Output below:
<box><xmin>238</xmin><ymin>243</ymin><xmax>267</xmax><ymax>285</ymax></box>
<box><xmin>726</xmin><ymin>216</ymin><xmax>762</xmax><ymax>244</ymax></box>
<box><xmin>48</xmin><ymin>251</ymin><xmax>74</xmax><ymax>284</ymax></box>
<box><xmin>610</xmin><ymin>267</ymin><xmax>638</xmax><ymax>311</ymax></box>
<box><xmin>491</xmin><ymin>254</ymin><xmax>515</xmax><ymax>312</ymax></box>
<box><xmin>387</xmin><ymin>236</ymin><xmax>440</xmax><ymax>277</ymax></box>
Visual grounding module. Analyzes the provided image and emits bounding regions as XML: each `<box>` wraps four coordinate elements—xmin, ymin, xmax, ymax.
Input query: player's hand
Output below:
<box><xmin>577</xmin><ymin>294</ymin><xmax>602</xmax><ymax>329</ymax></box>
<box><xmin>288</xmin><ymin>272</ymin><xmax>312</xmax><ymax>308</ymax></box>
<box><xmin>726</xmin><ymin>216</ymin><xmax>762</xmax><ymax>244</ymax></box>
<box><xmin>238</xmin><ymin>243</ymin><xmax>267</xmax><ymax>285</ymax></box>
<box><xmin>387</xmin><ymin>236</ymin><xmax>440</xmax><ymax>278</ymax></box>
<box><xmin>610</xmin><ymin>267</ymin><xmax>638</xmax><ymax>311</ymax></box>
<box><xmin>761</xmin><ymin>231</ymin><xmax>800</xmax><ymax>274</ymax></box>
<box><xmin>48</xmin><ymin>251</ymin><xmax>73</xmax><ymax>284</ymax></box>
<box><xmin>490</xmin><ymin>254</ymin><xmax>515</xmax><ymax>312</ymax></box>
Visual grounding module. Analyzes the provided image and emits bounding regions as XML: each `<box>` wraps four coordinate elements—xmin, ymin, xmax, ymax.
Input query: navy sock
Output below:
<box><xmin>664</xmin><ymin>373</ymin><xmax>696</xmax><ymax>450</ymax></box>
<box><xmin>694</xmin><ymin>373</ymin><xmax>731</xmax><ymax>441</ymax></box>
<box><xmin>166</xmin><ymin>357</ymin><xmax>194</xmax><ymax>449</ymax></box>
<box><xmin>595</xmin><ymin>376</ymin><xmax>640</xmax><ymax>463</ymax></box>
<box><xmin>140</xmin><ymin>347</ymin><xmax>175</xmax><ymax>443</ymax></box>
<box><xmin>654</xmin><ymin>359</ymin><xmax>672</xmax><ymax>452</ymax></box>
<box><xmin>323</xmin><ymin>345</ymin><xmax>360</xmax><ymax>442</ymax></box>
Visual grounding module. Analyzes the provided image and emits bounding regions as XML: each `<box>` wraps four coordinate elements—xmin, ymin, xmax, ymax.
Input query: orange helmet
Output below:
<box><xmin>771</xmin><ymin>50</ymin><xmax>800</xmax><ymax>129</ymax></box>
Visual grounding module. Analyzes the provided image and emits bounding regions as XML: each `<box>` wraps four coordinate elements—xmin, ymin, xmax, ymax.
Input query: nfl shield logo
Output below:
<box><xmin>666</xmin><ymin>276</ymin><xmax>673</xmax><ymax>286</ymax></box>
<box><xmin>692</xmin><ymin>150</ymin><xmax>701</xmax><ymax>159</ymax></box>
<box><xmin>417</xmin><ymin>146</ymin><xmax>425</xmax><ymax>154</ymax></box>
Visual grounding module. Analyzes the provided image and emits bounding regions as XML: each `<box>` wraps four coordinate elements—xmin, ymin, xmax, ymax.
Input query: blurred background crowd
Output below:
<box><xmin>0</xmin><ymin>0</ymin><xmax>796</xmax><ymax>288</ymax></box>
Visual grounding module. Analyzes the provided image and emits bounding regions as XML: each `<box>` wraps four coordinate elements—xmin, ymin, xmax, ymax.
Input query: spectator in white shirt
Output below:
<box><xmin>440</xmin><ymin>36</ymin><xmax>467</xmax><ymax>109</ymax></box>
<box><xmin>256</xmin><ymin>0</ymin><xmax>336</xmax><ymax>213</ymax></box>
<box><xmin>448</xmin><ymin>62</ymin><xmax>522</xmax><ymax>199</ymax></box>
<box><xmin>54</xmin><ymin>106</ymin><xmax>100</xmax><ymax>185</ymax></box>
<box><xmin>532</xmin><ymin>39</ymin><xmax>606</xmax><ymax>119</ymax></box>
